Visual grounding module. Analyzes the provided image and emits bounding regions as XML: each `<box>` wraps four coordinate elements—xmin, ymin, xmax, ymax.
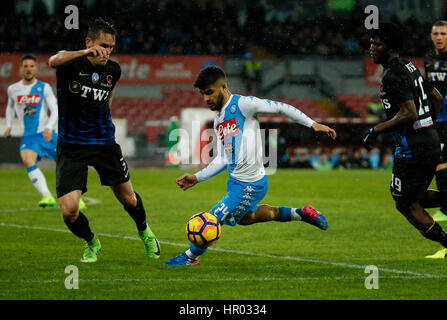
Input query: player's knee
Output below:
<box><xmin>117</xmin><ymin>191</ymin><xmax>136</xmax><ymax>207</ymax></box>
<box><xmin>59</xmin><ymin>201</ymin><xmax>79</xmax><ymax>222</ymax></box>
<box><xmin>22</xmin><ymin>157</ymin><xmax>35</xmax><ymax>167</ymax></box>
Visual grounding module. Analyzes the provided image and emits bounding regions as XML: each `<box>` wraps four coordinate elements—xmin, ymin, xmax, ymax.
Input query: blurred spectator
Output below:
<box><xmin>367</xmin><ymin>94</ymin><xmax>385</xmax><ymax>120</ymax></box>
<box><xmin>313</xmin><ymin>149</ymin><xmax>332</xmax><ymax>170</ymax></box>
<box><xmin>346</xmin><ymin>149</ymin><xmax>371</xmax><ymax>169</ymax></box>
<box><xmin>0</xmin><ymin>0</ymin><xmax>433</xmax><ymax>57</ymax></box>
<box><xmin>285</xmin><ymin>152</ymin><xmax>313</xmax><ymax>169</ymax></box>
<box><xmin>380</xmin><ymin>151</ymin><xmax>393</xmax><ymax>169</ymax></box>
<box><xmin>242</xmin><ymin>51</ymin><xmax>262</xmax><ymax>94</ymax></box>
<box><xmin>333</xmin><ymin>151</ymin><xmax>349</xmax><ymax>169</ymax></box>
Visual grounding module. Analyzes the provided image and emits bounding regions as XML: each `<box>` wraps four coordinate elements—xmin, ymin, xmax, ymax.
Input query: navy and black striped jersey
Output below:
<box><xmin>56</xmin><ymin>56</ymin><xmax>121</xmax><ymax>145</ymax></box>
<box><xmin>380</xmin><ymin>57</ymin><xmax>440</xmax><ymax>159</ymax></box>
<box><xmin>424</xmin><ymin>49</ymin><xmax>447</xmax><ymax>122</ymax></box>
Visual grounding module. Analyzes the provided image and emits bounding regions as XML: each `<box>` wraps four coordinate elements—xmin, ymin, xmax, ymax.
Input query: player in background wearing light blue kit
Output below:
<box><xmin>165</xmin><ymin>66</ymin><xmax>337</xmax><ymax>266</ymax></box>
<box><xmin>4</xmin><ymin>54</ymin><xmax>85</xmax><ymax>209</ymax></box>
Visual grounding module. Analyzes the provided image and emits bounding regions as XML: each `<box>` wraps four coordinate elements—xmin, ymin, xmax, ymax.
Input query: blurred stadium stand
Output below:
<box><xmin>0</xmin><ymin>0</ymin><xmax>444</xmax><ymax>166</ymax></box>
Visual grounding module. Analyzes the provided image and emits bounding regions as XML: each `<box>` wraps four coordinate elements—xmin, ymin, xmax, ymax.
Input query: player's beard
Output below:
<box><xmin>213</xmin><ymin>91</ymin><xmax>224</xmax><ymax>111</ymax></box>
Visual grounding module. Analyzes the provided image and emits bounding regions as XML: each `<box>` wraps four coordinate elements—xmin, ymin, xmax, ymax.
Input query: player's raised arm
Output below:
<box><xmin>48</xmin><ymin>46</ymin><xmax>110</xmax><ymax>69</ymax></box>
<box><xmin>239</xmin><ymin>96</ymin><xmax>336</xmax><ymax>140</ymax></box>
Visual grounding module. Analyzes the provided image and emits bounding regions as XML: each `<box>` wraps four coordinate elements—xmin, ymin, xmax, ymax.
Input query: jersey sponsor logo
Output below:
<box><xmin>23</xmin><ymin>106</ymin><xmax>37</xmax><ymax>116</ymax></box>
<box><xmin>427</xmin><ymin>72</ymin><xmax>447</xmax><ymax>82</ymax></box>
<box><xmin>78</xmin><ymin>85</ymin><xmax>110</xmax><ymax>101</ymax></box>
<box><xmin>216</xmin><ymin>118</ymin><xmax>240</xmax><ymax>140</ymax></box>
<box><xmin>17</xmin><ymin>94</ymin><xmax>41</xmax><ymax>105</ymax></box>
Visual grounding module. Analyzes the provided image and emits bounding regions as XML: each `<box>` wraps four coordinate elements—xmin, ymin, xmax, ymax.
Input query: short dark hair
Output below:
<box><xmin>20</xmin><ymin>54</ymin><xmax>37</xmax><ymax>65</ymax></box>
<box><xmin>87</xmin><ymin>18</ymin><xmax>117</xmax><ymax>40</ymax></box>
<box><xmin>433</xmin><ymin>20</ymin><xmax>447</xmax><ymax>27</ymax></box>
<box><xmin>370</xmin><ymin>22</ymin><xmax>404</xmax><ymax>51</ymax></box>
<box><xmin>193</xmin><ymin>66</ymin><xmax>226</xmax><ymax>89</ymax></box>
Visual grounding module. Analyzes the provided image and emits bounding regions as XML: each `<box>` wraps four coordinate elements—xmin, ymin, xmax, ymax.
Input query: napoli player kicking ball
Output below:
<box><xmin>165</xmin><ymin>66</ymin><xmax>337</xmax><ymax>266</ymax></box>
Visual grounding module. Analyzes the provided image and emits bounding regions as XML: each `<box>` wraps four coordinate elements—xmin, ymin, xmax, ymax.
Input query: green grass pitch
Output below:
<box><xmin>0</xmin><ymin>168</ymin><xmax>446</xmax><ymax>300</ymax></box>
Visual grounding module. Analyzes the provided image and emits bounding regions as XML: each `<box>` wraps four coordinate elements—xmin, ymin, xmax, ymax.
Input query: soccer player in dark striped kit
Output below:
<box><xmin>49</xmin><ymin>18</ymin><xmax>160</xmax><ymax>262</ymax></box>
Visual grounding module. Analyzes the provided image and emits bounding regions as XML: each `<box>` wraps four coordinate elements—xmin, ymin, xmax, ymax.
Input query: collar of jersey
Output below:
<box><xmin>218</xmin><ymin>94</ymin><xmax>234</xmax><ymax>115</ymax></box>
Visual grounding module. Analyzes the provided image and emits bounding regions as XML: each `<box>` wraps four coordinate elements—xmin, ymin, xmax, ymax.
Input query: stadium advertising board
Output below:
<box><xmin>0</xmin><ymin>54</ymin><xmax>224</xmax><ymax>84</ymax></box>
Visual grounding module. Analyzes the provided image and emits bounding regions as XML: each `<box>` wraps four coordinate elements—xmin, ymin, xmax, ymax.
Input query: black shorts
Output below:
<box><xmin>435</xmin><ymin>122</ymin><xmax>447</xmax><ymax>162</ymax></box>
<box><xmin>390</xmin><ymin>155</ymin><xmax>438</xmax><ymax>204</ymax></box>
<box><xmin>56</xmin><ymin>142</ymin><xmax>130</xmax><ymax>198</ymax></box>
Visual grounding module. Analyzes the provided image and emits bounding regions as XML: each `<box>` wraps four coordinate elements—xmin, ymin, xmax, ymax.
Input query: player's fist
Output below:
<box><xmin>362</xmin><ymin>127</ymin><xmax>378</xmax><ymax>151</ymax></box>
<box><xmin>176</xmin><ymin>174</ymin><xmax>198</xmax><ymax>191</ymax></box>
<box><xmin>85</xmin><ymin>45</ymin><xmax>109</xmax><ymax>58</ymax></box>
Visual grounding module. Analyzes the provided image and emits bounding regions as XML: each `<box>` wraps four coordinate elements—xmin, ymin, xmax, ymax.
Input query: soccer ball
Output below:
<box><xmin>186</xmin><ymin>212</ymin><xmax>221</xmax><ymax>248</ymax></box>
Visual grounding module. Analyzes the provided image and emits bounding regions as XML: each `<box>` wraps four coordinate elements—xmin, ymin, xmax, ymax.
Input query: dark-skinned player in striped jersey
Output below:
<box><xmin>363</xmin><ymin>23</ymin><xmax>447</xmax><ymax>259</ymax></box>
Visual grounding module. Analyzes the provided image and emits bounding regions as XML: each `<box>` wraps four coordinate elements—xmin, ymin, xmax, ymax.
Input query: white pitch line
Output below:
<box><xmin>0</xmin><ymin>222</ymin><xmax>442</xmax><ymax>279</ymax></box>
<box><xmin>1</xmin><ymin>275</ymin><xmax>447</xmax><ymax>284</ymax></box>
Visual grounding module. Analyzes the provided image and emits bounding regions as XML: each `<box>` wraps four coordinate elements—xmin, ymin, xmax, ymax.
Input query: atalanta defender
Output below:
<box><xmin>424</xmin><ymin>20</ymin><xmax>447</xmax><ymax>221</ymax></box>
<box><xmin>49</xmin><ymin>18</ymin><xmax>160</xmax><ymax>263</ymax></box>
<box><xmin>363</xmin><ymin>23</ymin><xmax>447</xmax><ymax>259</ymax></box>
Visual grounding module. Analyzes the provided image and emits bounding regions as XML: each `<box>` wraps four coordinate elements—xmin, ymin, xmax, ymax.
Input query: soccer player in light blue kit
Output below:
<box><xmin>4</xmin><ymin>54</ymin><xmax>85</xmax><ymax>210</ymax></box>
<box><xmin>165</xmin><ymin>66</ymin><xmax>337</xmax><ymax>266</ymax></box>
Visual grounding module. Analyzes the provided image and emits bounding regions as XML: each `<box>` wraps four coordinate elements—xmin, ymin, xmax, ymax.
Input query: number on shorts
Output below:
<box><xmin>391</xmin><ymin>174</ymin><xmax>402</xmax><ymax>192</ymax></box>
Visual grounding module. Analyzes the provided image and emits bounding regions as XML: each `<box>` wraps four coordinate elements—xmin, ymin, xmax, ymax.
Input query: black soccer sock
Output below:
<box><xmin>64</xmin><ymin>211</ymin><xmax>94</xmax><ymax>242</ymax></box>
<box><xmin>435</xmin><ymin>168</ymin><xmax>447</xmax><ymax>212</ymax></box>
<box><xmin>124</xmin><ymin>192</ymin><xmax>147</xmax><ymax>231</ymax></box>
<box><xmin>420</xmin><ymin>222</ymin><xmax>447</xmax><ymax>248</ymax></box>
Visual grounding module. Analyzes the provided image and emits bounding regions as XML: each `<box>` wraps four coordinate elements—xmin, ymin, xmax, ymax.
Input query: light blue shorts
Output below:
<box><xmin>212</xmin><ymin>175</ymin><xmax>268</xmax><ymax>226</ymax></box>
<box><xmin>20</xmin><ymin>131</ymin><xmax>57</xmax><ymax>161</ymax></box>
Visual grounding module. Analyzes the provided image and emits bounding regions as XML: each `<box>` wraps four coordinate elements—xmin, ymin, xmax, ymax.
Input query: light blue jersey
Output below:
<box><xmin>6</xmin><ymin>79</ymin><xmax>58</xmax><ymax>136</ymax></box>
<box><xmin>194</xmin><ymin>94</ymin><xmax>316</xmax><ymax>226</ymax></box>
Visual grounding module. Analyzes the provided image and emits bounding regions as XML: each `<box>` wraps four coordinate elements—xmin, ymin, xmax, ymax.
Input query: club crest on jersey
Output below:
<box><xmin>17</xmin><ymin>94</ymin><xmax>41</xmax><ymax>105</ymax></box>
<box><xmin>216</xmin><ymin>118</ymin><xmax>240</xmax><ymax>140</ymax></box>
<box><xmin>435</xmin><ymin>61</ymin><xmax>440</xmax><ymax>70</ymax></box>
<box><xmin>92</xmin><ymin>73</ymin><xmax>99</xmax><ymax>83</ymax></box>
<box><xmin>230</xmin><ymin>104</ymin><xmax>237</xmax><ymax>114</ymax></box>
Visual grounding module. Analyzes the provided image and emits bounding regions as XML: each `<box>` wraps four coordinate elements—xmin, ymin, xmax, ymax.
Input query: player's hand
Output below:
<box><xmin>311</xmin><ymin>123</ymin><xmax>337</xmax><ymax>140</ymax></box>
<box><xmin>43</xmin><ymin>128</ymin><xmax>52</xmax><ymax>141</ymax></box>
<box><xmin>4</xmin><ymin>127</ymin><xmax>12</xmax><ymax>139</ymax></box>
<box><xmin>362</xmin><ymin>127</ymin><xmax>378</xmax><ymax>151</ymax></box>
<box><xmin>84</xmin><ymin>45</ymin><xmax>110</xmax><ymax>59</ymax></box>
<box><xmin>176</xmin><ymin>174</ymin><xmax>198</xmax><ymax>191</ymax></box>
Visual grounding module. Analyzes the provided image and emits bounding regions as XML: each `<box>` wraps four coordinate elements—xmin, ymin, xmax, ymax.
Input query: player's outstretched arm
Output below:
<box><xmin>311</xmin><ymin>122</ymin><xmax>337</xmax><ymax>140</ymax></box>
<box><xmin>176</xmin><ymin>174</ymin><xmax>198</xmax><ymax>191</ymax></box>
<box><xmin>362</xmin><ymin>99</ymin><xmax>418</xmax><ymax>150</ymax></box>
<box><xmin>48</xmin><ymin>46</ymin><xmax>110</xmax><ymax>68</ymax></box>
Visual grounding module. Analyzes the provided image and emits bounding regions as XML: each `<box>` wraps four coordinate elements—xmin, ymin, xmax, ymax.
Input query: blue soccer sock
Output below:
<box><xmin>277</xmin><ymin>206</ymin><xmax>302</xmax><ymax>222</ymax></box>
<box><xmin>185</xmin><ymin>243</ymin><xmax>208</xmax><ymax>260</ymax></box>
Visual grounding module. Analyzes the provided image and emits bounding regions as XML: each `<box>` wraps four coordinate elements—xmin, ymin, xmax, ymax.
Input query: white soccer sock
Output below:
<box><xmin>291</xmin><ymin>208</ymin><xmax>302</xmax><ymax>221</ymax></box>
<box><xmin>185</xmin><ymin>249</ymin><xmax>198</xmax><ymax>259</ymax></box>
<box><xmin>27</xmin><ymin>166</ymin><xmax>52</xmax><ymax>197</ymax></box>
